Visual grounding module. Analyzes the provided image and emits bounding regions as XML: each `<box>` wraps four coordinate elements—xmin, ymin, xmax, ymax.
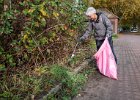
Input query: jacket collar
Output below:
<box><xmin>90</xmin><ymin>12</ymin><xmax>102</xmax><ymax>23</ymax></box>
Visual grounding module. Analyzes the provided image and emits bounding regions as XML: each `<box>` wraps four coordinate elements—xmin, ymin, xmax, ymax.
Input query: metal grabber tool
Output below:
<box><xmin>68</xmin><ymin>42</ymin><xmax>79</xmax><ymax>65</ymax></box>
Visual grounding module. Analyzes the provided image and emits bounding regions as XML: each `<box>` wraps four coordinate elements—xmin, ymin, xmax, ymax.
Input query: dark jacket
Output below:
<box><xmin>82</xmin><ymin>13</ymin><xmax>113</xmax><ymax>40</ymax></box>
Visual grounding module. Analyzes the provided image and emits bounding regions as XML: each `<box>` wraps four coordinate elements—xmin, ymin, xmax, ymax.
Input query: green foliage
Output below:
<box><xmin>112</xmin><ymin>34</ymin><xmax>118</xmax><ymax>39</ymax></box>
<box><xmin>0</xmin><ymin>64</ymin><xmax>6</xmax><ymax>71</ymax></box>
<box><xmin>0</xmin><ymin>65</ymin><xmax>50</xmax><ymax>99</ymax></box>
<box><xmin>49</xmin><ymin>65</ymin><xmax>86</xmax><ymax>99</ymax></box>
<box><xmin>92</xmin><ymin>0</ymin><xmax>140</xmax><ymax>26</ymax></box>
<box><xmin>0</xmin><ymin>0</ymin><xmax>87</xmax><ymax>70</ymax></box>
<box><xmin>68</xmin><ymin>55</ymin><xmax>80</xmax><ymax>66</ymax></box>
<box><xmin>0</xmin><ymin>10</ymin><xmax>15</xmax><ymax>34</ymax></box>
<box><xmin>50</xmin><ymin>65</ymin><xmax>69</xmax><ymax>82</ymax></box>
<box><xmin>0</xmin><ymin>64</ymin><xmax>87</xmax><ymax>99</ymax></box>
<box><xmin>88</xmin><ymin>38</ymin><xmax>96</xmax><ymax>49</ymax></box>
<box><xmin>0</xmin><ymin>0</ymin><xmax>90</xmax><ymax>99</ymax></box>
<box><xmin>0</xmin><ymin>0</ymin><xmax>3</xmax><ymax>14</ymax></box>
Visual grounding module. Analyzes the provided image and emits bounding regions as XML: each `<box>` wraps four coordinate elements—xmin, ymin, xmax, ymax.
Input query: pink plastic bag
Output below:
<box><xmin>93</xmin><ymin>37</ymin><xmax>117</xmax><ymax>80</ymax></box>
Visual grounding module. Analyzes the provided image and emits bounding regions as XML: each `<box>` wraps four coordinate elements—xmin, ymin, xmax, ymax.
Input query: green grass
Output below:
<box><xmin>112</xmin><ymin>33</ymin><xmax>118</xmax><ymax>39</ymax></box>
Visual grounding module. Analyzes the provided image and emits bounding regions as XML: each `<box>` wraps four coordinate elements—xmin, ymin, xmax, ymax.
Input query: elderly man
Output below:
<box><xmin>80</xmin><ymin>7</ymin><xmax>117</xmax><ymax>63</ymax></box>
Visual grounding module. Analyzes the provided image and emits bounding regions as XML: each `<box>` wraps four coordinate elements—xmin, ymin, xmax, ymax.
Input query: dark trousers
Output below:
<box><xmin>95</xmin><ymin>37</ymin><xmax>117</xmax><ymax>64</ymax></box>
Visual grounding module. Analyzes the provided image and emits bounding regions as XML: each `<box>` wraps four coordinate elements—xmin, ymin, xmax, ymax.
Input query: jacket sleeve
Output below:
<box><xmin>102</xmin><ymin>14</ymin><xmax>113</xmax><ymax>37</ymax></box>
<box><xmin>81</xmin><ymin>22</ymin><xmax>93</xmax><ymax>39</ymax></box>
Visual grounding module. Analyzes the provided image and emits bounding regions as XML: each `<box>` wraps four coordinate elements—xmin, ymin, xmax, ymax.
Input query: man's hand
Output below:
<box><xmin>78</xmin><ymin>37</ymin><xmax>85</xmax><ymax>43</ymax></box>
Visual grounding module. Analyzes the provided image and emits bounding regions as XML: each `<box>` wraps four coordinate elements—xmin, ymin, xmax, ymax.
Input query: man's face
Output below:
<box><xmin>87</xmin><ymin>13</ymin><xmax>97</xmax><ymax>20</ymax></box>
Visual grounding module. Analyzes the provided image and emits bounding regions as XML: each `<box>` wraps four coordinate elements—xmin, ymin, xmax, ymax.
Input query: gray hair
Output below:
<box><xmin>85</xmin><ymin>7</ymin><xmax>96</xmax><ymax>16</ymax></box>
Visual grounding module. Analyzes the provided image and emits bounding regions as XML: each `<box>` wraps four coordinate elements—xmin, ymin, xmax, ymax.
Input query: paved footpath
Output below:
<box><xmin>73</xmin><ymin>34</ymin><xmax>140</xmax><ymax>100</ymax></box>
